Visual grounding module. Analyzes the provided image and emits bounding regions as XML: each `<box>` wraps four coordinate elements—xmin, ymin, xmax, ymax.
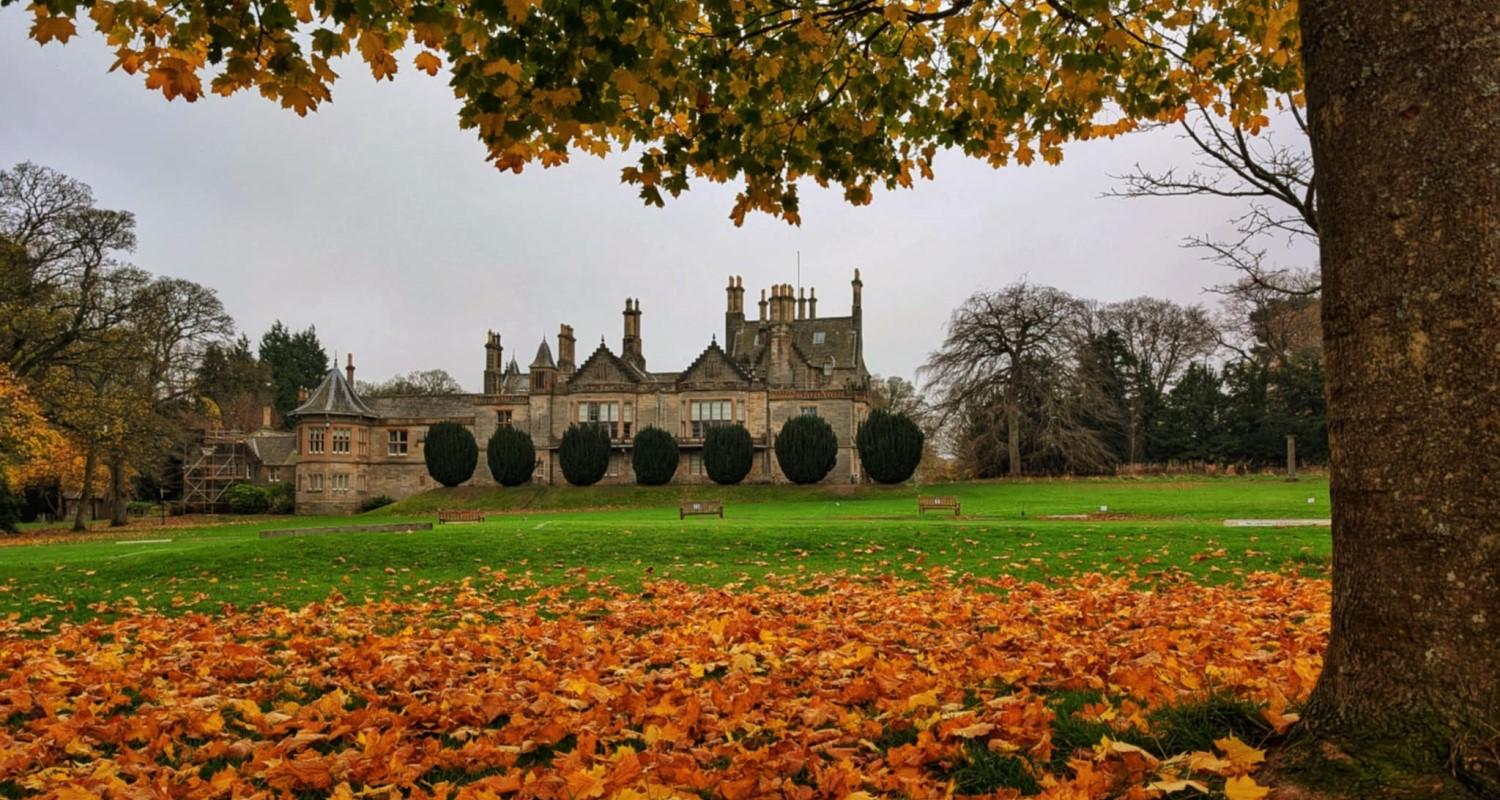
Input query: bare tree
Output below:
<box><xmin>358</xmin><ymin>369</ymin><xmax>464</xmax><ymax>397</ymax></box>
<box><xmin>0</xmin><ymin>162</ymin><xmax>141</xmax><ymax>378</ymax></box>
<box><xmin>1084</xmin><ymin>297</ymin><xmax>1219</xmax><ymax>463</ymax></box>
<box><xmin>919</xmin><ymin>281</ymin><xmax>1084</xmax><ymax>476</ymax></box>
<box><xmin>1110</xmin><ymin>98</ymin><xmax>1320</xmax><ymax>297</ymax></box>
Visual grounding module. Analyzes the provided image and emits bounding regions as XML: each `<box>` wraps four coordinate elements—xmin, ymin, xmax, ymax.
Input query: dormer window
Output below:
<box><xmin>813</xmin><ymin>331</ymin><xmax>826</xmax><ymax>345</ymax></box>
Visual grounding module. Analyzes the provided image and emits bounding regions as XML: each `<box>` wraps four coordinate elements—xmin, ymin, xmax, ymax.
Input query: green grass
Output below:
<box><xmin>0</xmin><ymin>475</ymin><xmax>1329</xmax><ymax>624</ymax></box>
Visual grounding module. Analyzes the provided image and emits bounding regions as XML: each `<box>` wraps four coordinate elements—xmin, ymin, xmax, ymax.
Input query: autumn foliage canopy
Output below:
<box><xmin>15</xmin><ymin>0</ymin><xmax>1302</xmax><ymax>224</ymax></box>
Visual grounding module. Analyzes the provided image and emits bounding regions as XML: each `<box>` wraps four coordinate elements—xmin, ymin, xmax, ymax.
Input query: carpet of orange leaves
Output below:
<box><xmin>0</xmin><ymin>570</ymin><xmax>1328</xmax><ymax>799</ymax></box>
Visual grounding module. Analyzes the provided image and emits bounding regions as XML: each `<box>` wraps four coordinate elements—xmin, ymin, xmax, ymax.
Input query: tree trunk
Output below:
<box><xmin>1298</xmin><ymin>3</ymin><xmax>1499</xmax><ymax>795</ymax></box>
<box><xmin>108</xmin><ymin>451</ymin><xmax>128</xmax><ymax>527</ymax></box>
<box><xmin>1005</xmin><ymin>398</ymin><xmax>1021</xmax><ymax>477</ymax></box>
<box><xmin>73</xmin><ymin>443</ymin><xmax>97</xmax><ymax>533</ymax></box>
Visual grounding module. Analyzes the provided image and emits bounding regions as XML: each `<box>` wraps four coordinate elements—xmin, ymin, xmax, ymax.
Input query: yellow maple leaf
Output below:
<box><xmin>1215</xmin><ymin>736</ymin><xmax>1266</xmax><ymax>768</ymax></box>
<box><xmin>1223</xmin><ymin>774</ymin><xmax>1270</xmax><ymax>800</ymax></box>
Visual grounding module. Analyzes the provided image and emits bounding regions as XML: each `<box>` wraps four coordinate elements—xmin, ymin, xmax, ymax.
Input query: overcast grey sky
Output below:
<box><xmin>2</xmin><ymin>16</ymin><xmax>1314</xmax><ymax>391</ymax></box>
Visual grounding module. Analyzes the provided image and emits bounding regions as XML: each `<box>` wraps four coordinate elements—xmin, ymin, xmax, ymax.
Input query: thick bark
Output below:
<box><xmin>1299</xmin><ymin>2</ymin><xmax>1500</xmax><ymax>793</ymax></box>
<box><xmin>108</xmin><ymin>451</ymin><xmax>128</xmax><ymax>527</ymax></box>
<box><xmin>72</xmin><ymin>443</ymin><xmax>97</xmax><ymax>533</ymax></box>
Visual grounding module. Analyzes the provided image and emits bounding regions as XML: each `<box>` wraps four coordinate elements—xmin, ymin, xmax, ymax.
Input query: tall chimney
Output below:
<box><xmin>345</xmin><ymin>353</ymin><xmax>355</xmax><ymax>385</ymax></box>
<box><xmin>558</xmin><ymin>324</ymin><xmax>576</xmax><ymax>373</ymax></box>
<box><xmin>298</xmin><ymin>386</ymin><xmax>309</xmax><ymax>403</ymax></box>
<box><xmin>759</xmin><ymin>288</ymin><xmax>769</xmax><ymax>322</ymax></box>
<box><xmin>725</xmin><ymin>276</ymin><xmax>745</xmax><ymax>350</ymax></box>
<box><xmin>623</xmin><ymin>299</ymin><xmax>644</xmax><ymax>370</ymax></box>
<box><xmin>262</xmin><ymin>405</ymin><xmax>273</xmax><ymax>429</ymax></box>
<box><xmin>809</xmin><ymin>287</ymin><xmax>818</xmax><ymax>319</ymax></box>
<box><xmin>484</xmin><ymin>331</ymin><xmax>504</xmax><ymax>393</ymax></box>
<box><xmin>797</xmin><ymin>286</ymin><xmax>807</xmax><ymax>320</ymax></box>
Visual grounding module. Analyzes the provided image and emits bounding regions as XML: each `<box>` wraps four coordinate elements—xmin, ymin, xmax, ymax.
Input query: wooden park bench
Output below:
<box><xmin>918</xmin><ymin>495</ymin><xmax>961</xmax><ymax>517</ymax></box>
<box><xmin>437</xmin><ymin>509</ymin><xmax>485</xmax><ymax>524</ymax></box>
<box><xmin>679</xmin><ymin>499</ymin><xmax>725</xmax><ymax>520</ymax></box>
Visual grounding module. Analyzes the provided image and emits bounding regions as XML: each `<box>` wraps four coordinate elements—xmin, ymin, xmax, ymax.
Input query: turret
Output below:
<box><xmin>530</xmin><ymin>338</ymin><xmax>557</xmax><ymax>392</ymax></box>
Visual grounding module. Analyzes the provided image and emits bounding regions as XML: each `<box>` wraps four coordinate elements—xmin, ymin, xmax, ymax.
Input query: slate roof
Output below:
<box><xmin>530</xmin><ymin>339</ymin><xmax>556</xmax><ymax>369</ymax></box>
<box><xmin>725</xmin><ymin>316</ymin><xmax>864</xmax><ymax>377</ymax></box>
<box><xmin>246</xmin><ymin>431</ymin><xmax>297</xmax><ymax>467</ymax></box>
<box><xmin>366</xmin><ymin>394</ymin><xmax>481</xmax><ymax>420</ymax></box>
<box><xmin>291</xmin><ymin>368</ymin><xmax>377</xmax><ymax>418</ymax></box>
<box><xmin>498</xmin><ymin>358</ymin><xmax>530</xmax><ymax>395</ymax></box>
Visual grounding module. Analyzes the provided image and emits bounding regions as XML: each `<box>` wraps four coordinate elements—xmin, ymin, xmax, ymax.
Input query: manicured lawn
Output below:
<box><xmin>0</xmin><ymin>476</ymin><xmax>1329</xmax><ymax>625</ymax></box>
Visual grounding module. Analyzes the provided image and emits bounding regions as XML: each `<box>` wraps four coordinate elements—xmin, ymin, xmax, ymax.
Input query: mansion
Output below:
<box><xmin>259</xmin><ymin>272</ymin><xmax>874</xmax><ymax>514</ymax></box>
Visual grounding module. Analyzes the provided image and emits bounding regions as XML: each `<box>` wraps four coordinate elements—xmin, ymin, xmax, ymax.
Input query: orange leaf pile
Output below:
<box><xmin>0</xmin><ymin>571</ymin><xmax>1327</xmax><ymax>798</ymax></box>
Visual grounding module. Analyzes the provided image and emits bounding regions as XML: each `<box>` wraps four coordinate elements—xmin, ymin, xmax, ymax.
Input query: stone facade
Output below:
<box><xmin>289</xmin><ymin>272</ymin><xmax>873</xmax><ymax>513</ymax></box>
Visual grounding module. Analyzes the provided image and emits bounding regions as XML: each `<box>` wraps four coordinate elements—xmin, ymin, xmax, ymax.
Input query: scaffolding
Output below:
<box><xmin>181</xmin><ymin>429</ymin><xmax>252</xmax><ymax>513</ymax></box>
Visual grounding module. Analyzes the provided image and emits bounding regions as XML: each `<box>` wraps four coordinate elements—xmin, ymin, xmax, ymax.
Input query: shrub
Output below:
<box><xmin>559</xmin><ymin>423</ymin><xmax>612</xmax><ymax>486</ymax></box>
<box><xmin>0</xmin><ymin>473</ymin><xmax>22</xmax><ymax>534</ymax></box>
<box><xmin>126</xmin><ymin>500</ymin><xmax>155</xmax><ymax>517</ymax></box>
<box><xmin>359</xmin><ymin>494</ymin><xmax>395</xmax><ymax>512</ymax></box>
<box><xmin>703</xmin><ymin>425</ymin><xmax>754</xmax><ymax>485</ymax></box>
<box><xmin>487</xmin><ymin>427</ymin><xmax>536</xmax><ymax>487</ymax></box>
<box><xmin>630</xmin><ymin>426</ymin><xmax>679</xmax><ymax>485</ymax></box>
<box><xmin>775</xmin><ymin>415</ymin><xmax>839</xmax><ymax>484</ymax></box>
<box><xmin>857</xmin><ymin>409</ymin><xmax>926</xmax><ymax>484</ymax></box>
<box><xmin>424</xmin><ymin>422</ymin><xmax>478</xmax><ymax>487</ymax></box>
<box><xmin>225</xmin><ymin>483</ymin><xmax>271</xmax><ymax>514</ymax></box>
<box><xmin>266</xmin><ymin>482</ymin><xmax>295</xmax><ymax>514</ymax></box>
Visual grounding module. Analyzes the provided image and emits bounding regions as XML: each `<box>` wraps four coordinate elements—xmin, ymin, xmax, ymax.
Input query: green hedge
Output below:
<box><xmin>487</xmin><ymin>427</ymin><xmax>536</xmax><ymax>486</ymax></box>
<box><xmin>775</xmin><ymin>415</ymin><xmax>839</xmax><ymax>484</ymax></box>
<box><xmin>225</xmin><ymin>483</ymin><xmax>271</xmax><ymax>514</ymax></box>
<box><xmin>857</xmin><ymin>409</ymin><xmax>925</xmax><ymax>484</ymax></box>
<box><xmin>560</xmin><ymin>423</ymin><xmax>612</xmax><ymax>486</ymax></box>
<box><xmin>630</xmin><ymin>426</ymin><xmax>679</xmax><ymax>485</ymax></box>
<box><xmin>703</xmin><ymin>425</ymin><xmax>754</xmax><ymax>485</ymax></box>
<box><xmin>359</xmin><ymin>494</ymin><xmax>395</xmax><ymax>512</ymax></box>
<box><xmin>424</xmin><ymin>422</ymin><xmax>478</xmax><ymax>487</ymax></box>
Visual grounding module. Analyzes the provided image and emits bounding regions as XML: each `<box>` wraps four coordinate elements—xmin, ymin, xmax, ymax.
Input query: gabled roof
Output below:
<box><xmin>291</xmin><ymin>368</ymin><xmax>376</xmax><ymax>418</ymax></box>
<box><xmin>679</xmin><ymin>338</ymin><xmax>753</xmax><ymax>383</ymax></box>
<box><xmin>570</xmin><ymin>342</ymin><xmax>644</xmax><ymax>384</ymax></box>
<box><xmin>246</xmin><ymin>430</ymin><xmax>297</xmax><ymax>466</ymax></box>
<box><xmin>530</xmin><ymin>338</ymin><xmax>556</xmax><ymax>369</ymax></box>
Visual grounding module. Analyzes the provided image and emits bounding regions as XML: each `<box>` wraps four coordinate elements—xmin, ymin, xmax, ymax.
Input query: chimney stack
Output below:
<box><xmin>809</xmin><ymin>287</ymin><xmax>818</xmax><ymax>319</ymax></box>
<box><xmin>797</xmin><ymin>286</ymin><xmax>807</xmax><ymax>320</ymax></box>
<box><xmin>262</xmin><ymin>405</ymin><xmax>273</xmax><ymax>429</ymax></box>
<box><xmin>298</xmin><ymin>386</ymin><xmax>309</xmax><ymax>403</ymax></box>
<box><xmin>622</xmin><ymin>298</ymin><xmax>644</xmax><ymax>370</ymax></box>
<box><xmin>345</xmin><ymin>353</ymin><xmax>355</xmax><ymax>385</ymax></box>
<box><xmin>759</xmin><ymin>288</ymin><xmax>768</xmax><ymax>321</ymax></box>
<box><xmin>484</xmin><ymin>331</ymin><xmax>504</xmax><ymax>394</ymax></box>
<box><xmin>558</xmin><ymin>324</ymin><xmax>576</xmax><ymax>372</ymax></box>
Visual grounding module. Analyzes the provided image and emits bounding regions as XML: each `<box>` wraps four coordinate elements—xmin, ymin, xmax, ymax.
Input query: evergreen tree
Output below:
<box><xmin>630</xmin><ymin>426</ymin><xmax>679</xmax><ymax>486</ymax></box>
<box><xmin>1074</xmin><ymin>330</ymin><xmax>1133</xmax><ymax>463</ymax></box>
<box><xmin>775</xmin><ymin>415</ymin><xmax>839</xmax><ymax>485</ymax></box>
<box><xmin>258</xmin><ymin>321</ymin><xmax>329</xmax><ymax>428</ymax></box>
<box><xmin>486</xmin><ymin>427</ymin><xmax>535</xmax><ymax>487</ymax></box>
<box><xmin>703</xmin><ymin>425</ymin><xmax>753</xmax><ymax>485</ymax></box>
<box><xmin>1156</xmin><ymin>362</ymin><xmax>1230</xmax><ymax>463</ymax></box>
<box><xmin>423</xmin><ymin>422</ymin><xmax>478</xmax><ymax>487</ymax></box>
<box><xmin>856</xmin><ymin>410</ymin><xmax>924</xmax><ymax>484</ymax></box>
<box><xmin>559</xmin><ymin>423</ymin><xmax>611</xmax><ymax>486</ymax></box>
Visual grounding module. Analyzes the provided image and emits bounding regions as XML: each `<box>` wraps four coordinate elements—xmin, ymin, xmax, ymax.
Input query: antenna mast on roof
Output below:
<box><xmin>796</xmin><ymin>250</ymin><xmax>801</xmax><ymax>296</ymax></box>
